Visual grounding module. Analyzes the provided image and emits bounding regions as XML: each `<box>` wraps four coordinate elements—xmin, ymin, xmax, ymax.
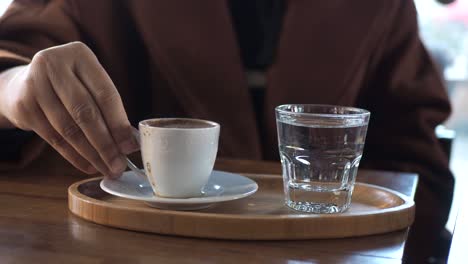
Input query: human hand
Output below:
<box><xmin>0</xmin><ymin>42</ymin><xmax>139</xmax><ymax>177</ymax></box>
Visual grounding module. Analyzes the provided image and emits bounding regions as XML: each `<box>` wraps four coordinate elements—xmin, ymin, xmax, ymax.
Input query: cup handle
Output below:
<box><xmin>126</xmin><ymin>127</ymin><xmax>147</xmax><ymax>179</ymax></box>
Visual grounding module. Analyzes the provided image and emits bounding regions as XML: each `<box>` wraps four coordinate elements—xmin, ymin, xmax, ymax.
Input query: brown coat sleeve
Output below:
<box><xmin>359</xmin><ymin>0</ymin><xmax>453</xmax><ymax>204</ymax></box>
<box><xmin>358</xmin><ymin>0</ymin><xmax>453</xmax><ymax>258</ymax></box>
<box><xmin>0</xmin><ymin>0</ymin><xmax>81</xmax><ymax>170</ymax></box>
<box><xmin>0</xmin><ymin>0</ymin><xmax>81</xmax><ymax>66</ymax></box>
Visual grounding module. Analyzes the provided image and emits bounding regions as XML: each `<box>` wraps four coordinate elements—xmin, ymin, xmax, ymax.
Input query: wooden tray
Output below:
<box><xmin>68</xmin><ymin>173</ymin><xmax>415</xmax><ymax>240</ymax></box>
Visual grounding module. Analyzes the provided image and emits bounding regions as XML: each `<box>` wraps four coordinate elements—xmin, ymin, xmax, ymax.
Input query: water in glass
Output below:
<box><xmin>277</xmin><ymin>116</ymin><xmax>368</xmax><ymax>213</ymax></box>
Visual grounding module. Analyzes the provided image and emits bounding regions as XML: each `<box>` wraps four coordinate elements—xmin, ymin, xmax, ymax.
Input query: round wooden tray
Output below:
<box><xmin>68</xmin><ymin>173</ymin><xmax>415</xmax><ymax>240</ymax></box>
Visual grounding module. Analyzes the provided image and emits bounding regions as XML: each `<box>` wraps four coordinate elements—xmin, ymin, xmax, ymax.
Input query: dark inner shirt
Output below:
<box><xmin>229</xmin><ymin>0</ymin><xmax>285</xmax><ymax>146</ymax></box>
<box><xmin>229</xmin><ymin>0</ymin><xmax>285</xmax><ymax>70</ymax></box>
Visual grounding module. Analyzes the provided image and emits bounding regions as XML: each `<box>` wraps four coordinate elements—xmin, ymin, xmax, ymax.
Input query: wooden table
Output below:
<box><xmin>0</xmin><ymin>150</ymin><xmax>418</xmax><ymax>263</ymax></box>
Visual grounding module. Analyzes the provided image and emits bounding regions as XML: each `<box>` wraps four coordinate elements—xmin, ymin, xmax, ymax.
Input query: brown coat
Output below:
<box><xmin>0</xmin><ymin>0</ymin><xmax>454</xmax><ymax>260</ymax></box>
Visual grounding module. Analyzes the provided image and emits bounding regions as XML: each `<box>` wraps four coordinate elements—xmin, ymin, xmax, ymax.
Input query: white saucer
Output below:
<box><xmin>100</xmin><ymin>170</ymin><xmax>258</xmax><ymax>210</ymax></box>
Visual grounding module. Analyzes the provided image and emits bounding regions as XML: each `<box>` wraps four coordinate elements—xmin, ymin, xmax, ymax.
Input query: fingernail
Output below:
<box><xmin>111</xmin><ymin>156</ymin><xmax>127</xmax><ymax>174</ymax></box>
<box><xmin>87</xmin><ymin>166</ymin><xmax>98</xmax><ymax>174</ymax></box>
<box><xmin>119</xmin><ymin>138</ymin><xmax>140</xmax><ymax>155</ymax></box>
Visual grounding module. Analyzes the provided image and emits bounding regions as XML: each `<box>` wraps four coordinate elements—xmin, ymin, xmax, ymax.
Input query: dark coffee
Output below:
<box><xmin>145</xmin><ymin>119</ymin><xmax>216</xmax><ymax>129</ymax></box>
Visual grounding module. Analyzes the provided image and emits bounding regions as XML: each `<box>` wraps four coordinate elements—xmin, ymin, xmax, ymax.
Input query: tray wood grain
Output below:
<box><xmin>68</xmin><ymin>173</ymin><xmax>415</xmax><ymax>240</ymax></box>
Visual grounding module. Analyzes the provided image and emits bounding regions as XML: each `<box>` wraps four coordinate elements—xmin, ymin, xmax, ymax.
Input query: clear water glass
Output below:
<box><xmin>276</xmin><ymin>104</ymin><xmax>370</xmax><ymax>213</ymax></box>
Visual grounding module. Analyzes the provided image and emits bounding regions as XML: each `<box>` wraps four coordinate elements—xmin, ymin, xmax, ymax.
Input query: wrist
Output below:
<box><xmin>0</xmin><ymin>65</ymin><xmax>27</xmax><ymax>129</ymax></box>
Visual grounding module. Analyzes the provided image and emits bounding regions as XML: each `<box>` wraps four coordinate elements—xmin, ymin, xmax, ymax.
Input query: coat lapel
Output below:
<box><xmin>129</xmin><ymin>0</ymin><xmax>262</xmax><ymax>158</ymax></box>
<box><xmin>263</xmin><ymin>0</ymin><xmax>382</xmax><ymax>159</ymax></box>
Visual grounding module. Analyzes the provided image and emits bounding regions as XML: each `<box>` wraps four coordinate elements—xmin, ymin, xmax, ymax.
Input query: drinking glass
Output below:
<box><xmin>276</xmin><ymin>104</ymin><xmax>370</xmax><ymax>213</ymax></box>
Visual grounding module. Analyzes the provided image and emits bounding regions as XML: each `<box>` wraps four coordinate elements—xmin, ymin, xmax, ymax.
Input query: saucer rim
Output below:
<box><xmin>99</xmin><ymin>170</ymin><xmax>258</xmax><ymax>205</ymax></box>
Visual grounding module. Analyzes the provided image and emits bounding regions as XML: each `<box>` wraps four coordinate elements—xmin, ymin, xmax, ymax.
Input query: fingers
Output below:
<box><xmin>37</xmin><ymin>70</ymin><xmax>125</xmax><ymax>177</ymax></box>
<box><xmin>72</xmin><ymin>43</ymin><xmax>139</xmax><ymax>155</ymax></box>
<box><xmin>49</xmin><ymin>42</ymin><xmax>138</xmax><ymax>176</ymax></box>
<box><xmin>35</xmin><ymin>80</ymin><xmax>118</xmax><ymax>177</ymax></box>
<box><xmin>28</xmin><ymin>102</ymin><xmax>97</xmax><ymax>175</ymax></box>
<box><xmin>12</xmin><ymin>42</ymin><xmax>138</xmax><ymax>177</ymax></box>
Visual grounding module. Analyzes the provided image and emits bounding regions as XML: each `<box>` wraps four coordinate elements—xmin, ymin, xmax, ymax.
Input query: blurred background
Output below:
<box><xmin>414</xmin><ymin>0</ymin><xmax>468</xmax><ymax>235</ymax></box>
<box><xmin>0</xmin><ymin>0</ymin><xmax>466</xmax><ymax>243</ymax></box>
<box><xmin>0</xmin><ymin>0</ymin><xmax>8</xmax><ymax>17</ymax></box>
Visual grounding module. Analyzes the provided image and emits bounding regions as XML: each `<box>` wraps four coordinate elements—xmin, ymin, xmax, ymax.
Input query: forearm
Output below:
<box><xmin>0</xmin><ymin>65</ymin><xmax>28</xmax><ymax>129</ymax></box>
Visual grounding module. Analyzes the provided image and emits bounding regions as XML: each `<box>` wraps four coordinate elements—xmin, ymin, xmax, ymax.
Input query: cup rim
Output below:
<box><xmin>275</xmin><ymin>104</ymin><xmax>370</xmax><ymax>118</ymax></box>
<box><xmin>139</xmin><ymin>118</ymin><xmax>220</xmax><ymax>130</ymax></box>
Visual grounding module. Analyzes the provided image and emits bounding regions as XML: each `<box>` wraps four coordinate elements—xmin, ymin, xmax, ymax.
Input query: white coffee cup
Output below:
<box><xmin>127</xmin><ymin>118</ymin><xmax>220</xmax><ymax>198</ymax></box>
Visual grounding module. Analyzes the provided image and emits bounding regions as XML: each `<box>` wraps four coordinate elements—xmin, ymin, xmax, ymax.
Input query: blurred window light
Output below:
<box><xmin>0</xmin><ymin>0</ymin><xmax>12</xmax><ymax>17</ymax></box>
